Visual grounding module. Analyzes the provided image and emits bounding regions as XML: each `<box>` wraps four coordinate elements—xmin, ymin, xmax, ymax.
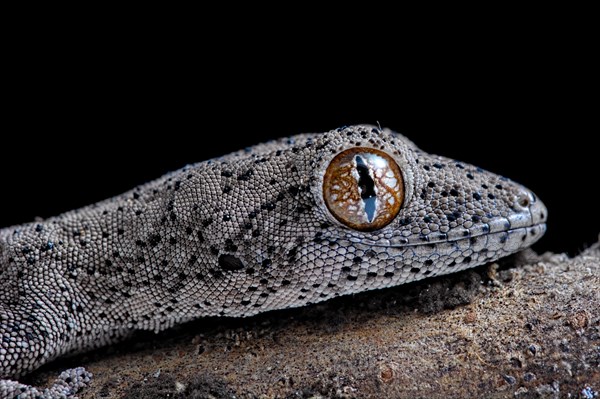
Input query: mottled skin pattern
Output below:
<box><xmin>0</xmin><ymin>125</ymin><xmax>546</xmax><ymax>398</ymax></box>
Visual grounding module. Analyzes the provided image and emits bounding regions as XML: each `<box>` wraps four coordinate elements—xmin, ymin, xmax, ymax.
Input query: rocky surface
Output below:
<box><xmin>25</xmin><ymin>239</ymin><xmax>599</xmax><ymax>398</ymax></box>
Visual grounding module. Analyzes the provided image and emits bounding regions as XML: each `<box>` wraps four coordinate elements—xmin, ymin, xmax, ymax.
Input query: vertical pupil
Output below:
<box><xmin>355</xmin><ymin>155</ymin><xmax>377</xmax><ymax>222</ymax></box>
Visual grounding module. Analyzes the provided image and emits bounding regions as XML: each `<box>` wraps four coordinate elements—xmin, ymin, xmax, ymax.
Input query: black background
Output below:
<box><xmin>1</xmin><ymin>42</ymin><xmax>596</xmax><ymax>256</ymax></box>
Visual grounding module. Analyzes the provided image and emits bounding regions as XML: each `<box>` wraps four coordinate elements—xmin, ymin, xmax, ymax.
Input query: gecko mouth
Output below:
<box><xmin>362</xmin><ymin>222</ymin><xmax>547</xmax><ymax>250</ymax></box>
<box><xmin>358</xmin><ymin>195</ymin><xmax>548</xmax><ymax>249</ymax></box>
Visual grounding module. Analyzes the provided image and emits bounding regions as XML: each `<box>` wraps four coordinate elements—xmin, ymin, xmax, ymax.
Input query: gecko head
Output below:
<box><xmin>300</xmin><ymin>124</ymin><xmax>547</xmax><ymax>286</ymax></box>
<box><xmin>206</xmin><ymin>124</ymin><xmax>547</xmax><ymax>314</ymax></box>
<box><xmin>185</xmin><ymin>124</ymin><xmax>547</xmax><ymax>315</ymax></box>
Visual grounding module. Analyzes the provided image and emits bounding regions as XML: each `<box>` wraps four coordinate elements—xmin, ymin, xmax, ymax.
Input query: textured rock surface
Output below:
<box><xmin>24</xmin><ymin>240</ymin><xmax>599</xmax><ymax>398</ymax></box>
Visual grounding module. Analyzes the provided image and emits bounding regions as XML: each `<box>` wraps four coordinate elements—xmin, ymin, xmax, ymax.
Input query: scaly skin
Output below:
<box><xmin>0</xmin><ymin>125</ymin><xmax>546</xmax><ymax>398</ymax></box>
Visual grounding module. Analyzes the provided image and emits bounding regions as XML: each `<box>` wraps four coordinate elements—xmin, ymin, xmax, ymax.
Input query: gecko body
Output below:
<box><xmin>0</xmin><ymin>125</ymin><xmax>546</xmax><ymax>398</ymax></box>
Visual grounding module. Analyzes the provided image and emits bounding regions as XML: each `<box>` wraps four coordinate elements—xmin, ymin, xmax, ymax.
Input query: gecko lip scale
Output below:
<box><xmin>364</xmin><ymin>223</ymin><xmax>547</xmax><ymax>249</ymax></box>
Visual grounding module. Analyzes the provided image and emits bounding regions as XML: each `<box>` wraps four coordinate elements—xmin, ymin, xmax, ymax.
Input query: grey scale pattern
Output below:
<box><xmin>0</xmin><ymin>125</ymin><xmax>546</xmax><ymax>398</ymax></box>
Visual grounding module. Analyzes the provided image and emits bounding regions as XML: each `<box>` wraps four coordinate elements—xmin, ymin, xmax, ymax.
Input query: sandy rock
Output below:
<box><xmin>25</xmin><ymin>241</ymin><xmax>600</xmax><ymax>398</ymax></box>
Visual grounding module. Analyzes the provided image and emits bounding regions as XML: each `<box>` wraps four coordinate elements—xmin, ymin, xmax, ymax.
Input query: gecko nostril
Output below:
<box><xmin>515</xmin><ymin>190</ymin><xmax>534</xmax><ymax>210</ymax></box>
<box><xmin>517</xmin><ymin>196</ymin><xmax>530</xmax><ymax>208</ymax></box>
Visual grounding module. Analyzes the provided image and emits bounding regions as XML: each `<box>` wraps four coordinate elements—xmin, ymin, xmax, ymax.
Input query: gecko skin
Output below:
<box><xmin>0</xmin><ymin>125</ymin><xmax>546</xmax><ymax>398</ymax></box>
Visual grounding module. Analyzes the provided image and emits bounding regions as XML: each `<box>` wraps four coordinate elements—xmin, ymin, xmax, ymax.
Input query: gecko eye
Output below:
<box><xmin>323</xmin><ymin>147</ymin><xmax>404</xmax><ymax>231</ymax></box>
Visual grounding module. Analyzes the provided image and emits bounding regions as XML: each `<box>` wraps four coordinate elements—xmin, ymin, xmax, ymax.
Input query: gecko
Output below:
<box><xmin>0</xmin><ymin>125</ymin><xmax>547</xmax><ymax>398</ymax></box>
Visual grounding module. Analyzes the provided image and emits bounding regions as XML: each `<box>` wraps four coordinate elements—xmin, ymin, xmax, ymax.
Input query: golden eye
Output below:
<box><xmin>323</xmin><ymin>148</ymin><xmax>404</xmax><ymax>231</ymax></box>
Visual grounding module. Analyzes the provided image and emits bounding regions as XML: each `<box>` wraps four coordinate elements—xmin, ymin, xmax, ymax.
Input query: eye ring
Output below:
<box><xmin>323</xmin><ymin>147</ymin><xmax>404</xmax><ymax>231</ymax></box>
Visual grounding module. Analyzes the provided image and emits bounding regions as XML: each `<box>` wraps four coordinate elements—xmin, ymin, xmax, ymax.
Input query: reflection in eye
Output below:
<box><xmin>323</xmin><ymin>148</ymin><xmax>404</xmax><ymax>231</ymax></box>
<box><xmin>354</xmin><ymin>155</ymin><xmax>376</xmax><ymax>222</ymax></box>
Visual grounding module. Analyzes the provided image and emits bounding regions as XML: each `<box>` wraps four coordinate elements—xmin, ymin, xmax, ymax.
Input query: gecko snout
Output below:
<box><xmin>514</xmin><ymin>189</ymin><xmax>547</xmax><ymax>226</ymax></box>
